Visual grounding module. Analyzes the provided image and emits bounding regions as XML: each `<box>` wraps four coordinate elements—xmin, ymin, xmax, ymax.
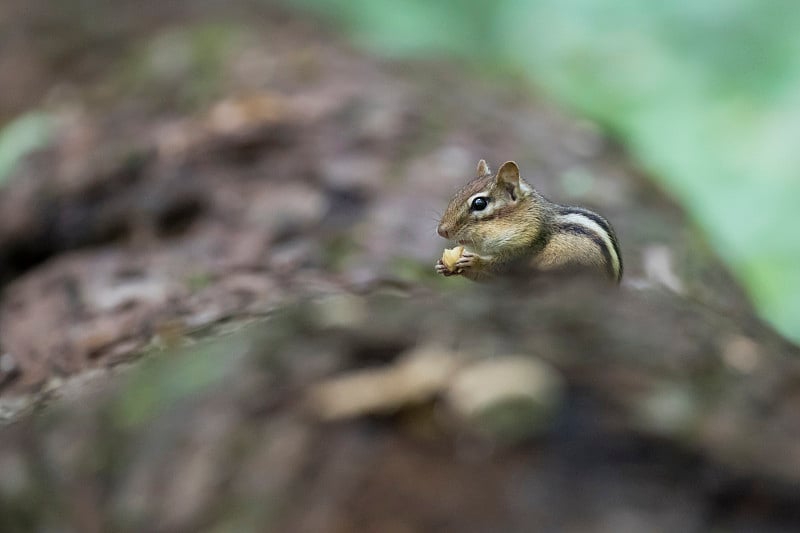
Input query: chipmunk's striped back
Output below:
<box><xmin>546</xmin><ymin>205</ymin><xmax>623</xmax><ymax>282</ymax></box>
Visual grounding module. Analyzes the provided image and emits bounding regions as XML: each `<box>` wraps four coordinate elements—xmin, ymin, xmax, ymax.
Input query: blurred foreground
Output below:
<box><xmin>1</xmin><ymin>2</ymin><xmax>800</xmax><ymax>532</ymax></box>
<box><xmin>4</xmin><ymin>290</ymin><xmax>800</xmax><ymax>532</ymax></box>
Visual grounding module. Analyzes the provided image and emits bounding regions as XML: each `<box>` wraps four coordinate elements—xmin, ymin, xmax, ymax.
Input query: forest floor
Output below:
<box><xmin>1</xmin><ymin>2</ymin><xmax>800</xmax><ymax>532</ymax></box>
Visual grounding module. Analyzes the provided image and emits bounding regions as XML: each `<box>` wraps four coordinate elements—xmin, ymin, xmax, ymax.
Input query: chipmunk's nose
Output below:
<box><xmin>437</xmin><ymin>223</ymin><xmax>451</xmax><ymax>239</ymax></box>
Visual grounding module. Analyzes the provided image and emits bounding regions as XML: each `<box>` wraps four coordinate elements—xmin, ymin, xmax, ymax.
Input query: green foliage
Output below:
<box><xmin>299</xmin><ymin>0</ymin><xmax>800</xmax><ymax>343</ymax></box>
<box><xmin>0</xmin><ymin>112</ymin><xmax>53</xmax><ymax>186</ymax></box>
<box><xmin>299</xmin><ymin>0</ymin><xmax>498</xmax><ymax>58</ymax></box>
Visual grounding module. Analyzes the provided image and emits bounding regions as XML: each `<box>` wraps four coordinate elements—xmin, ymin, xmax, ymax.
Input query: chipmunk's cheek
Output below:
<box><xmin>452</xmin><ymin>227</ymin><xmax>469</xmax><ymax>244</ymax></box>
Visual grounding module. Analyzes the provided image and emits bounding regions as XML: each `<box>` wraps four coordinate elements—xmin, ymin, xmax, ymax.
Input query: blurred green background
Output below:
<box><xmin>1</xmin><ymin>0</ymin><xmax>798</xmax><ymax>343</ymax></box>
<box><xmin>297</xmin><ymin>0</ymin><xmax>800</xmax><ymax>344</ymax></box>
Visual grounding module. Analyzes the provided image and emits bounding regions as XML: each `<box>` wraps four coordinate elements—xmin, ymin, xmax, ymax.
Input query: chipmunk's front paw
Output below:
<box><xmin>455</xmin><ymin>251</ymin><xmax>481</xmax><ymax>271</ymax></box>
<box><xmin>435</xmin><ymin>259</ymin><xmax>458</xmax><ymax>276</ymax></box>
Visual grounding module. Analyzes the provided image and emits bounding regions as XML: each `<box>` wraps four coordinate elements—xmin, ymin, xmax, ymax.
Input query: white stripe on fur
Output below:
<box><xmin>555</xmin><ymin>211</ymin><xmax>620</xmax><ymax>276</ymax></box>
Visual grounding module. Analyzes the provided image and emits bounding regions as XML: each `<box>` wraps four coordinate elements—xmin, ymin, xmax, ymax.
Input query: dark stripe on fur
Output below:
<box><xmin>557</xmin><ymin>206</ymin><xmax>623</xmax><ymax>281</ymax></box>
<box><xmin>558</xmin><ymin>206</ymin><xmax>610</xmax><ymax>233</ymax></box>
<box><xmin>555</xmin><ymin>222</ymin><xmax>619</xmax><ymax>282</ymax></box>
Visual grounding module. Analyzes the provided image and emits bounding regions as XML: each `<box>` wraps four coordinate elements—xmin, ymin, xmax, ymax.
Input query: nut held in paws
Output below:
<box><xmin>441</xmin><ymin>246</ymin><xmax>464</xmax><ymax>271</ymax></box>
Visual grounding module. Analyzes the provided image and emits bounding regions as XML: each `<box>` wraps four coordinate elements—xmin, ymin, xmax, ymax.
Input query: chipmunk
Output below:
<box><xmin>435</xmin><ymin>159</ymin><xmax>622</xmax><ymax>283</ymax></box>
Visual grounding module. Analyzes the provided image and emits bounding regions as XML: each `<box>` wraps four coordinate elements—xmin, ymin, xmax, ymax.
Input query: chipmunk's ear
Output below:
<box><xmin>496</xmin><ymin>161</ymin><xmax>521</xmax><ymax>201</ymax></box>
<box><xmin>476</xmin><ymin>159</ymin><xmax>491</xmax><ymax>177</ymax></box>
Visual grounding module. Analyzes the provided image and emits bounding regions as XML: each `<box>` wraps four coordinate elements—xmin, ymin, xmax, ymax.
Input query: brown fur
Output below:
<box><xmin>536</xmin><ymin>233</ymin><xmax>604</xmax><ymax>270</ymax></box>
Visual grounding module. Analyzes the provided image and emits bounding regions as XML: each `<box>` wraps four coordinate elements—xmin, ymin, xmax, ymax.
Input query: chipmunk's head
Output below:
<box><xmin>437</xmin><ymin>160</ymin><xmax>545</xmax><ymax>255</ymax></box>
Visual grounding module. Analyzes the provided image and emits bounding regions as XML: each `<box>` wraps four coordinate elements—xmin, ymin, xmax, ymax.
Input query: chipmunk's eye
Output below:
<box><xmin>470</xmin><ymin>197</ymin><xmax>488</xmax><ymax>211</ymax></box>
